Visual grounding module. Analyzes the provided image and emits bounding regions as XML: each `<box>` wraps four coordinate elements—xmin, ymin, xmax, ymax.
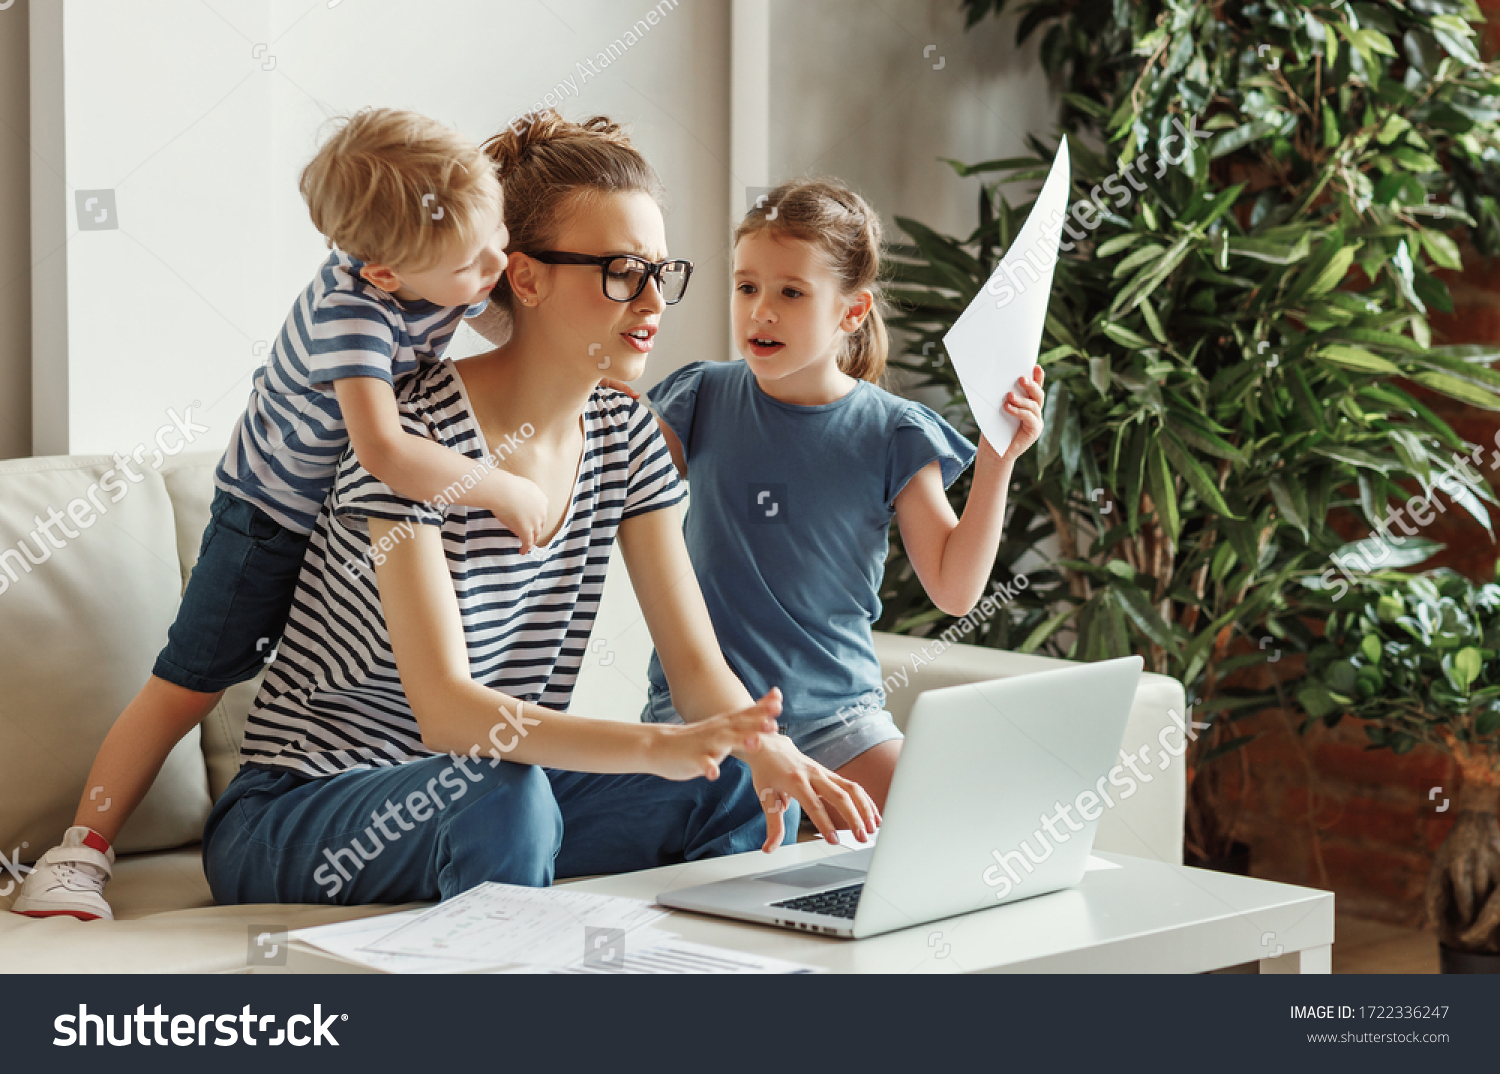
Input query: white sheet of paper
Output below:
<box><xmin>533</xmin><ymin>929</ymin><xmax>824</xmax><ymax>974</ymax></box>
<box><xmin>362</xmin><ymin>882</ymin><xmax>667</xmax><ymax>969</ymax></box>
<box><xmin>288</xmin><ymin>909</ymin><xmax>474</xmax><ymax>973</ymax></box>
<box><xmin>1084</xmin><ymin>854</ymin><xmax>1122</xmax><ymax>872</ymax></box>
<box><xmin>942</xmin><ymin>136</ymin><xmax>1070</xmax><ymax>455</ymax></box>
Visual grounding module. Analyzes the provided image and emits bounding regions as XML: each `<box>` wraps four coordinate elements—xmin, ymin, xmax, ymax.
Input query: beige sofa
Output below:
<box><xmin>0</xmin><ymin>450</ymin><xmax>1186</xmax><ymax>972</ymax></box>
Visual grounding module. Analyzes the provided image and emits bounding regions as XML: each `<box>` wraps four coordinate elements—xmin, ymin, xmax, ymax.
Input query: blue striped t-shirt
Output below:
<box><xmin>213</xmin><ymin>249</ymin><xmax>487</xmax><ymax>534</ymax></box>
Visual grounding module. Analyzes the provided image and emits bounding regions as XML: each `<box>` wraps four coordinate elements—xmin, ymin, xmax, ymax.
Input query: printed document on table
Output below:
<box><xmin>535</xmin><ymin>930</ymin><xmax>824</xmax><ymax>974</ymax></box>
<box><xmin>362</xmin><ymin>882</ymin><xmax>667</xmax><ymax>968</ymax></box>
<box><xmin>942</xmin><ymin>136</ymin><xmax>1070</xmax><ymax>456</ymax></box>
<box><xmin>287</xmin><ymin>909</ymin><xmax>471</xmax><ymax>973</ymax></box>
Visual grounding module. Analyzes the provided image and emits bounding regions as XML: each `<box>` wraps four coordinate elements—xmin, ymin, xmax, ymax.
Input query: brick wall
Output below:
<box><xmin>1221</xmin><ymin>2</ymin><xmax>1500</xmax><ymax>922</ymax></box>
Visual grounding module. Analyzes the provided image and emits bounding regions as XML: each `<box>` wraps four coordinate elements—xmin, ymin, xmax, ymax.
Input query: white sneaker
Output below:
<box><xmin>10</xmin><ymin>826</ymin><xmax>115</xmax><ymax>921</ymax></box>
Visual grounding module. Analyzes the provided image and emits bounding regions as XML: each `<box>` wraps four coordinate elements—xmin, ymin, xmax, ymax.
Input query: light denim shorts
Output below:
<box><xmin>642</xmin><ymin>687</ymin><xmax>903</xmax><ymax>772</ymax></box>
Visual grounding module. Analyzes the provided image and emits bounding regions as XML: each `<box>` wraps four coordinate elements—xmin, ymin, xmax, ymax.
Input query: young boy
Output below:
<box><xmin>12</xmin><ymin>108</ymin><xmax>545</xmax><ymax>920</ymax></box>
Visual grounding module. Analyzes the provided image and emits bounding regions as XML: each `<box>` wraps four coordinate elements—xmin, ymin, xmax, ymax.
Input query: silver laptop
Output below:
<box><xmin>657</xmin><ymin>656</ymin><xmax>1143</xmax><ymax>939</ymax></box>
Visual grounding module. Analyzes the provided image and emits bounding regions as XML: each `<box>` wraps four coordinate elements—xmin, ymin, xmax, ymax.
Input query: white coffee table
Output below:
<box><xmin>562</xmin><ymin>841</ymin><xmax>1334</xmax><ymax>974</ymax></box>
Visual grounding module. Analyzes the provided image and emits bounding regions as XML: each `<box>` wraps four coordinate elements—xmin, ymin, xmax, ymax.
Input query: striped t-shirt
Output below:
<box><xmin>214</xmin><ymin>248</ymin><xmax>487</xmax><ymax>534</ymax></box>
<box><xmin>237</xmin><ymin>360</ymin><xmax>686</xmax><ymax>778</ymax></box>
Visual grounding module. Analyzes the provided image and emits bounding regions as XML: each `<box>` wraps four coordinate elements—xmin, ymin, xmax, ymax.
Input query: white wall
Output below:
<box><xmin>27</xmin><ymin>0</ymin><xmax>731</xmax><ymax>457</ymax></box>
<box><xmin>0</xmin><ymin>0</ymin><xmax>31</xmax><ymax>460</ymax></box>
<box><xmin>769</xmin><ymin>0</ymin><xmax>1055</xmax><ymax>270</ymax></box>
<box><xmin>12</xmin><ymin>0</ymin><xmax>1053</xmax><ymax>459</ymax></box>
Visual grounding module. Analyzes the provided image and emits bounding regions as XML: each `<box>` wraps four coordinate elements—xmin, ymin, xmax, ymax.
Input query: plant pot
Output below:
<box><xmin>1185</xmin><ymin>840</ymin><xmax>1251</xmax><ymax>876</ymax></box>
<box><xmin>1426</xmin><ymin>769</ymin><xmax>1500</xmax><ymax>957</ymax></box>
<box><xmin>1439</xmin><ymin>943</ymin><xmax>1500</xmax><ymax>974</ymax></box>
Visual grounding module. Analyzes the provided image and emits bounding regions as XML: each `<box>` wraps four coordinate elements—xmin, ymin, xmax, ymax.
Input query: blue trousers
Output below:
<box><xmin>203</xmin><ymin>754</ymin><xmax>794</xmax><ymax>905</ymax></box>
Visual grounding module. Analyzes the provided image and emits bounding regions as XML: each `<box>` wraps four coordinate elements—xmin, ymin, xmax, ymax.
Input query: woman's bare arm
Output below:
<box><xmin>368</xmin><ymin>517</ymin><xmax>774</xmax><ymax>779</ymax></box>
<box><xmin>616</xmin><ymin>507</ymin><xmax>879</xmax><ymax>845</ymax></box>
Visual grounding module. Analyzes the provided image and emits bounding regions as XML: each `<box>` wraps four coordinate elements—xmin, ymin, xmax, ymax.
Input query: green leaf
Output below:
<box><xmin>1302</xmin><ymin>245</ymin><xmax>1357</xmax><ymax>298</ymax></box>
<box><xmin>1038</xmin><ymin>382</ymin><xmax>1069</xmax><ymax>470</ymax></box>
<box><xmin>1329</xmin><ymin>536</ymin><xmax>1444</xmax><ymax>571</ymax></box>
<box><xmin>1318</xmin><ymin>345</ymin><xmax>1403</xmax><ymax>374</ymax></box>
<box><xmin>1146</xmin><ymin>438</ymin><xmax>1180</xmax><ymax>544</ymax></box>
<box><xmin>1113</xmin><ymin>581</ymin><xmax>1181</xmax><ymax>654</ymax></box>
<box><xmin>1412</xmin><ymin>372</ymin><xmax>1500</xmax><ymax>410</ymax></box>
<box><xmin>1096</xmin><ymin>232</ymin><xmax>1144</xmax><ymax>258</ymax></box>
<box><xmin>1018</xmin><ymin>608</ymin><xmax>1074</xmax><ymax>654</ymax></box>
<box><xmin>1225</xmin><ymin>234</ymin><xmax>1312</xmax><ymax>265</ymax></box>
<box><xmin>1102</xmin><ymin>323</ymin><xmax>1153</xmax><ymax>350</ymax></box>
<box><xmin>1452</xmin><ymin>647</ymin><xmax>1483</xmax><ymax>693</ymax></box>
<box><xmin>1089</xmin><ymin>356</ymin><xmax>1111</xmax><ymax>396</ymax></box>
<box><xmin>1268</xmin><ymin>475</ymin><xmax>1309</xmax><ymax>538</ymax></box>
<box><xmin>1161</xmin><ymin>434</ymin><xmax>1238</xmax><ymax>518</ymax></box>
<box><xmin>1420</xmin><ymin>229</ymin><xmax>1464</xmax><ymax>271</ymax></box>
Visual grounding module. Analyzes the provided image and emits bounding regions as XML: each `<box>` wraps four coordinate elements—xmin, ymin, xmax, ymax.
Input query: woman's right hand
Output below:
<box><xmin>644</xmin><ymin>692</ymin><xmax>781</xmax><ymax>781</ymax></box>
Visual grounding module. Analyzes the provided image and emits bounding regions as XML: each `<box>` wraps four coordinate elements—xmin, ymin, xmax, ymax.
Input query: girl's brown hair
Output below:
<box><xmin>733</xmin><ymin>177</ymin><xmax>888</xmax><ymax>383</ymax></box>
<box><xmin>478</xmin><ymin>111</ymin><xmax>662</xmax><ymax>334</ymax></box>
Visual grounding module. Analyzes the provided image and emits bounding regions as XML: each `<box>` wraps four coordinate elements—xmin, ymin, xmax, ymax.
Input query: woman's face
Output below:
<box><xmin>515</xmin><ymin>190</ymin><xmax>671</xmax><ymax>382</ymax></box>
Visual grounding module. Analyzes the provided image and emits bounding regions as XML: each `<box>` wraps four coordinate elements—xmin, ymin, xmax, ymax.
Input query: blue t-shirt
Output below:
<box><xmin>645</xmin><ymin>359</ymin><xmax>975</xmax><ymax>725</ymax></box>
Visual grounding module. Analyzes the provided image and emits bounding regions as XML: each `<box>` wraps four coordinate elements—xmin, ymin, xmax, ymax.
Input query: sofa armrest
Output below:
<box><xmin>872</xmin><ymin>632</ymin><xmax>1185</xmax><ymax>864</ymax></box>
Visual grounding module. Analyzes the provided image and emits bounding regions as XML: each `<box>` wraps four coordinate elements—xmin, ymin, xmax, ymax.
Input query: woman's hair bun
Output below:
<box><xmin>485</xmin><ymin>112</ymin><xmax>632</xmax><ymax>182</ymax></box>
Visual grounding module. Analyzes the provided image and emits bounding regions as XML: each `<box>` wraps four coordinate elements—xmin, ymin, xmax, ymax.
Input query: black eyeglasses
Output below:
<box><xmin>524</xmin><ymin>251</ymin><xmax>694</xmax><ymax>304</ymax></box>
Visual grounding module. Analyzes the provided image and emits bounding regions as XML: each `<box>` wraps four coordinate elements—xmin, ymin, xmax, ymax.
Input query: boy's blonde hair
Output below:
<box><xmin>734</xmin><ymin>177</ymin><xmax>888</xmax><ymax>383</ymax></box>
<box><xmin>300</xmin><ymin>108</ymin><xmax>502</xmax><ymax>273</ymax></box>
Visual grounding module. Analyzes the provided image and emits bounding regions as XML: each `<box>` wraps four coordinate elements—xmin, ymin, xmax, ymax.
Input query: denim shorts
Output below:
<box><xmin>642</xmin><ymin>686</ymin><xmax>903</xmax><ymax>772</ymax></box>
<box><xmin>152</xmin><ymin>487</ymin><xmax>311</xmax><ymax>693</ymax></box>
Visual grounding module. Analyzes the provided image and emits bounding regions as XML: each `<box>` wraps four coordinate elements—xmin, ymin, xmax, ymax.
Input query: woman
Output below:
<box><xmin>202</xmin><ymin>113</ymin><xmax>879</xmax><ymax>906</ymax></box>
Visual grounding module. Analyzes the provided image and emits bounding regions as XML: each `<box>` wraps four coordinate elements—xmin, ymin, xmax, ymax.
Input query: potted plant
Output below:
<box><xmin>878</xmin><ymin>0</ymin><xmax>1500</xmax><ymax>867</ymax></box>
<box><xmin>1301</xmin><ymin>567</ymin><xmax>1500</xmax><ymax>971</ymax></box>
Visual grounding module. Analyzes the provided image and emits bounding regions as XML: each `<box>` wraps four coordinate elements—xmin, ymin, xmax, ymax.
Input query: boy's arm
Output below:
<box><xmin>334</xmin><ymin>376</ymin><xmax>547</xmax><ymax>546</ymax></box>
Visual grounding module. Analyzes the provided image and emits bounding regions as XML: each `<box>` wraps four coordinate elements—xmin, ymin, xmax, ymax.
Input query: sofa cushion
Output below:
<box><xmin>0</xmin><ymin>455</ymin><xmax>213</xmax><ymax>859</ymax></box>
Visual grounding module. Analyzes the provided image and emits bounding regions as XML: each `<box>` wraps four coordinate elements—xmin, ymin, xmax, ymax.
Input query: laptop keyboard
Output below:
<box><xmin>771</xmin><ymin>882</ymin><xmax>864</xmax><ymax>919</ymax></box>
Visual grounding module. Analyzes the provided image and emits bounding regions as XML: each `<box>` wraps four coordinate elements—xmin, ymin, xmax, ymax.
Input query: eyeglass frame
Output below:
<box><xmin>520</xmin><ymin>250</ymin><xmax>695</xmax><ymax>305</ymax></box>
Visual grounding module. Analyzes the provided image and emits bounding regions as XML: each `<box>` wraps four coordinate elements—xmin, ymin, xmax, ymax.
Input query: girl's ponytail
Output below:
<box><xmin>842</xmin><ymin>304</ymin><xmax>888</xmax><ymax>383</ymax></box>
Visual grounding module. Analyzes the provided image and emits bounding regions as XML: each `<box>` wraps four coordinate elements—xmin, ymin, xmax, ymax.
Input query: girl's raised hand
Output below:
<box><xmin>990</xmin><ymin>364</ymin><xmax>1046</xmax><ymax>465</ymax></box>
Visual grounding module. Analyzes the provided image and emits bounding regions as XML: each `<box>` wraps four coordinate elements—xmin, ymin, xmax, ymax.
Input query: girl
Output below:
<box><xmin>200</xmin><ymin>118</ymin><xmax>878</xmax><ymax>908</ymax></box>
<box><xmin>642</xmin><ymin>177</ymin><xmax>1045</xmax><ymax>813</ymax></box>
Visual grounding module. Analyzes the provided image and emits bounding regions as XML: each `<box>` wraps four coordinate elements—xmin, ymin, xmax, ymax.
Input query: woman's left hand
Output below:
<box><xmin>746</xmin><ymin>734</ymin><xmax>881</xmax><ymax>852</ymax></box>
<box><xmin>983</xmin><ymin>364</ymin><xmax>1046</xmax><ymax>466</ymax></box>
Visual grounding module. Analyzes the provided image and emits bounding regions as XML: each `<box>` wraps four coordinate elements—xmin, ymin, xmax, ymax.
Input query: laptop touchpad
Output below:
<box><xmin>755</xmin><ymin>864</ymin><xmax>865</xmax><ymax>890</ymax></box>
